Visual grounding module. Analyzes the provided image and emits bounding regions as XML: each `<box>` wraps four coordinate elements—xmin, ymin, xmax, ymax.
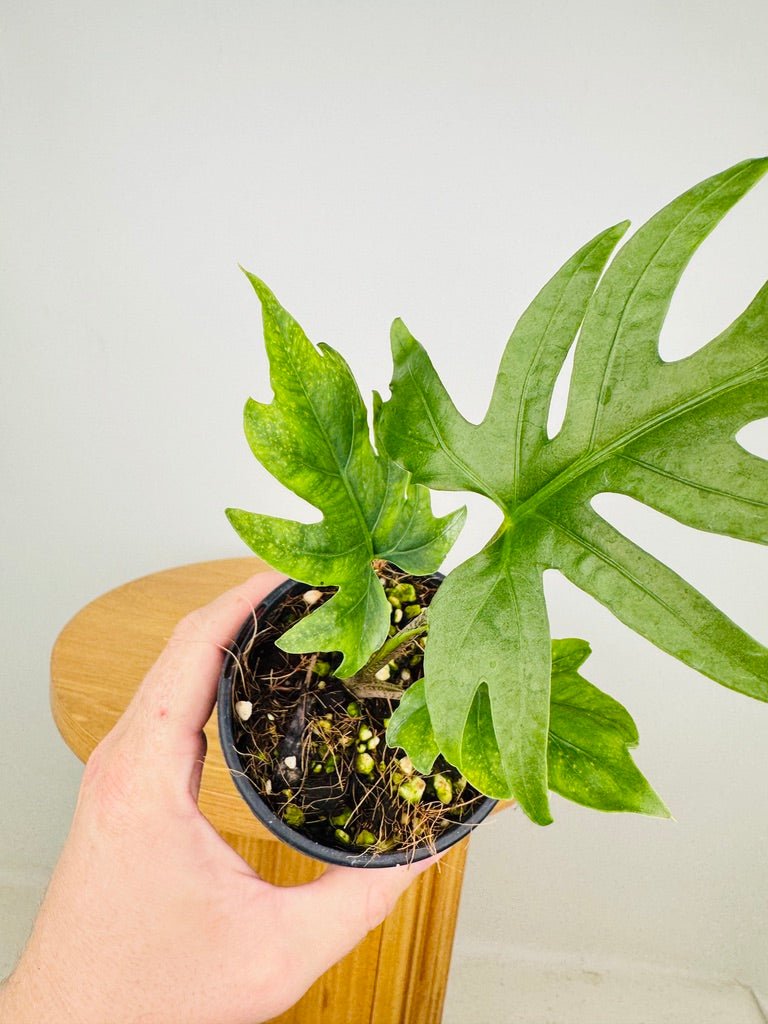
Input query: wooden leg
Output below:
<box><xmin>222</xmin><ymin>831</ymin><xmax>469</xmax><ymax>1024</ymax></box>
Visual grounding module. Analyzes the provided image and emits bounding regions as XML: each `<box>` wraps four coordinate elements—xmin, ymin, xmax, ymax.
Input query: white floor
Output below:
<box><xmin>444</xmin><ymin>946</ymin><xmax>767</xmax><ymax>1024</ymax></box>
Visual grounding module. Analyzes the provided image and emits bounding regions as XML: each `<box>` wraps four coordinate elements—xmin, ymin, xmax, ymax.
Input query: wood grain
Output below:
<box><xmin>50</xmin><ymin>558</ymin><xmax>472</xmax><ymax>1023</ymax></box>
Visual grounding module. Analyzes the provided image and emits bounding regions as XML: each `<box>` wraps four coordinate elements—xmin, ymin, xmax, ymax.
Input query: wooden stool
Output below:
<box><xmin>50</xmin><ymin>558</ymin><xmax>472</xmax><ymax>1024</ymax></box>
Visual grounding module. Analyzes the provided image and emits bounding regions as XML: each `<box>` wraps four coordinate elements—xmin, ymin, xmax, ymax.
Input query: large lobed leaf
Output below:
<box><xmin>227</xmin><ymin>273</ymin><xmax>466</xmax><ymax>676</ymax></box>
<box><xmin>376</xmin><ymin>158</ymin><xmax>768</xmax><ymax>823</ymax></box>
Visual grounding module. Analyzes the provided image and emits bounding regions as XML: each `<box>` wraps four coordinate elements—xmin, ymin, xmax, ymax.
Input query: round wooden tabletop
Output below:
<box><xmin>50</xmin><ymin>556</ymin><xmax>276</xmax><ymax>841</ymax></box>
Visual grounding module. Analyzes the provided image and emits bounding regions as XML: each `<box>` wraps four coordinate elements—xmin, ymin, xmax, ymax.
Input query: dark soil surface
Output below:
<box><xmin>228</xmin><ymin>566</ymin><xmax>486</xmax><ymax>858</ymax></box>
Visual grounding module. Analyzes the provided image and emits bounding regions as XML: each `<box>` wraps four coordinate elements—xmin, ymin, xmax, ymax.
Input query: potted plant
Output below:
<box><xmin>219</xmin><ymin>157</ymin><xmax>768</xmax><ymax>866</ymax></box>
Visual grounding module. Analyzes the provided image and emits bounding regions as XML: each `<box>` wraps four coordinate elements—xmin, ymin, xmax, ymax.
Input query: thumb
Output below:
<box><xmin>280</xmin><ymin>856</ymin><xmax>442</xmax><ymax>982</ymax></box>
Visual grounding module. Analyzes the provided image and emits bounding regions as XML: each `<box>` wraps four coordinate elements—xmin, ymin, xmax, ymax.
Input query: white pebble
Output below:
<box><xmin>302</xmin><ymin>589</ymin><xmax>323</xmax><ymax>605</ymax></box>
<box><xmin>374</xmin><ymin>665</ymin><xmax>391</xmax><ymax>682</ymax></box>
<box><xmin>235</xmin><ymin>700</ymin><xmax>253</xmax><ymax>721</ymax></box>
<box><xmin>265</xmin><ymin>779</ymin><xmax>272</xmax><ymax>794</ymax></box>
<box><xmin>284</xmin><ymin>755</ymin><xmax>297</xmax><ymax>770</ymax></box>
<box><xmin>266</xmin><ymin>713</ymin><xmax>275</xmax><ymax>721</ymax></box>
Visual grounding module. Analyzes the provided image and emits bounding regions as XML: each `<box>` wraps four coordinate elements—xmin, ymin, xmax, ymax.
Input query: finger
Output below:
<box><xmin>278</xmin><ymin>856</ymin><xmax>442</xmax><ymax>982</ymax></box>
<box><xmin>132</xmin><ymin>570</ymin><xmax>284</xmax><ymax>744</ymax></box>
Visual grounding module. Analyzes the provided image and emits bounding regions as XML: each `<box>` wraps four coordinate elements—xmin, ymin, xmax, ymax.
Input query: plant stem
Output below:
<box><xmin>342</xmin><ymin>612</ymin><xmax>427</xmax><ymax>700</ymax></box>
<box><xmin>373</xmin><ymin>611</ymin><xmax>427</xmax><ymax>668</ymax></box>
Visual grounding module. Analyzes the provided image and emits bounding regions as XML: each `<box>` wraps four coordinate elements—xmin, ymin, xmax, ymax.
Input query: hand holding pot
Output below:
<box><xmin>0</xmin><ymin>572</ymin><xmax>439</xmax><ymax>1024</ymax></box>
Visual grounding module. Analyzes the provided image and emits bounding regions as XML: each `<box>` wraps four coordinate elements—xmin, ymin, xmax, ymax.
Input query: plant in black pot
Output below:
<box><xmin>220</xmin><ymin>158</ymin><xmax>768</xmax><ymax>867</ymax></box>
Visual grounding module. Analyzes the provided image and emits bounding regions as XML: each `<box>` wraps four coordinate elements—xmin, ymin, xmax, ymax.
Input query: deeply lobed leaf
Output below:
<box><xmin>227</xmin><ymin>273</ymin><xmax>466</xmax><ymax>675</ymax></box>
<box><xmin>377</xmin><ymin>158</ymin><xmax>768</xmax><ymax>822</ymax></box>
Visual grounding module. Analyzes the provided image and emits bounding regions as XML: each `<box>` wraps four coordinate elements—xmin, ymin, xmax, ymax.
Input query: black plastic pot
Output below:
<box><xmin>217</xmin><ymin>576</ymin><xmax>497</xmax><ymax>868</ymax></box>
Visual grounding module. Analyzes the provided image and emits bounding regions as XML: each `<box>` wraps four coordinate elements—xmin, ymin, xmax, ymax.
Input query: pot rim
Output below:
<box><xmin>217</xmin><ymin>576</ymin><xmax>498</xmax><ymax>868</ymax></box>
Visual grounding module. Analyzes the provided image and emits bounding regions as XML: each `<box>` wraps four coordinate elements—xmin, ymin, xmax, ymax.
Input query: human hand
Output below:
<box><xmin>0</xmin><ymin>572</ymin><xmax>439</xmax><ymax>1024</ymax></box>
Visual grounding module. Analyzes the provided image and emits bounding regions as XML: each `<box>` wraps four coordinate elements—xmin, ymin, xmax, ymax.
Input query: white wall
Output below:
<box><xmin>2</xmin><ymin>0</ymin><xmax>767</xmax><ymax>999</ymax></box>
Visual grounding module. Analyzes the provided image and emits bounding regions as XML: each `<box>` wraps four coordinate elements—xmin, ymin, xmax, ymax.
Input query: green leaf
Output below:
<box><xmin>550</xmin><ymin>637</ymin><xmax>592</xmax><ymax>675</ymax></box>
<box><xmin>376</xmin><ymin>158</ymin><xmax>768</xmax><ymax>821</ymax></box>
<box><xmin>227</xmin><ymin>273</ymin><xmax>466</xmax><ymax>676</ymax></box>
<box><xmin>548</xmin><ymin>640</ymin><xmax>670</xmax><ymax>817</ymax></box>
<box><xmin>420</xmin><ymin>531</ymin><xmax>552</xmax><ymax>816</ymax></box>
<box><xmin>385</xmin><ymin>679</ymin><xmax>439</xmax><ymax>774</ymax></box>
<box><xmin>387</xmin><ymin>639</ymin><xmax>669</xmax><ymax>817</ymax></box>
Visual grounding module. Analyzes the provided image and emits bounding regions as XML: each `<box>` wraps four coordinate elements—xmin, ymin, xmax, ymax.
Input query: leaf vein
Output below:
<box><xmin>586</xmin><ymin>163</ymin><xmax>757</xmax><ymax>450</ymax></box>
<box><xmin>618</xmin><ymin>452</ymin><xmax>768</xmax><ymax>509</ymax></box>
<box><xmin>539</xmin><ymin>512</ymin><xmax>687</xmax><ymax>624</ymax></box>
<box><xmin>512</xmin><ymin>237</ymin><xmax>607</xmax><ymax>501</ymax></box>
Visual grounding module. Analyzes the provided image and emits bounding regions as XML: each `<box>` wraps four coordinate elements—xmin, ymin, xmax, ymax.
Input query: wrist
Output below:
<box><xmin>0</xmin><ymin>969</ymin><xmax>34</xmax><ymax>1023</ymax></box>
<box><xmin>0</xmin><ymin>961</ymin><xmax>80</xmax><ymax>1024</ymax></box>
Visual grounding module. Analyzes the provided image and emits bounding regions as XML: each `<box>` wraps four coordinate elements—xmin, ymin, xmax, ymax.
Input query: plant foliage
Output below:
<box><xmin>387</xmin><ymin>639</ymin><xmax>670</xmax><ymax>817</ymax></box>
<box><xmin>377</xmin><ymin>159</ymin><xmax>768</xmax><ymax>823</ymax></box>
<box><xmin>226</xmin><ymin>273</ymin><xmax>466</xmax><ymax>676</ymax></box>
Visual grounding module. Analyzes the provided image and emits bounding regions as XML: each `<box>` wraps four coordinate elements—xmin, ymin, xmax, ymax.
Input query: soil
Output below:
<box><xmin>228</xmin><ymin>564</ymin><xmax>487</xmax><ymax>859</ymax></box>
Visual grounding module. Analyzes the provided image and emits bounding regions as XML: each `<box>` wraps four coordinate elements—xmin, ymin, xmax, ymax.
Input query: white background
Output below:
<box><xmin>2</xmin><ymin>0</ymin><xmax>767</xmax><ymax>1011</ymax></box>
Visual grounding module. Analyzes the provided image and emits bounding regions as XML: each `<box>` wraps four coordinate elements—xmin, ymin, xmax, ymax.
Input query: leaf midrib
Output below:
<box><xmin>548</xmin><ymin>731</ymin><xmax>605</xmax><ymax>761</ymax></box>
<box><xmin>619</xmin><ymin>452</ymin><xmax>768</xmax><ymax>509</ymax></box>
<box><xmin>538</xmin><ymin>511</ymin><xmax>687</xmax><ymax>624</ymax></box>
<box><xmin>506</xmin><ymin>356</ymin><xmax>768</xmax><ymax>530</ymax></box>
<box><xmin>509</xmin><ymin>234</ymin><xmax>610</xmax><ymax>504</ymax></box>
<box><xmin>549</xmin><ymin>697</ymin><xmax>635</xmax><ymax>744</ymax></box>
<box><xmin>283</xmin><ymin>339</ymin><xmax>375</xmax><ymax>558</ymax></box>
<box><xmin>586</xmin><ymin>162</ymin><xmax>756</xmax><ymax>450</ymax></box>
<box><xmin>404</xmin><ymin>360</ymin><xmax>508</xmax><ymax>509</ymax></box>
